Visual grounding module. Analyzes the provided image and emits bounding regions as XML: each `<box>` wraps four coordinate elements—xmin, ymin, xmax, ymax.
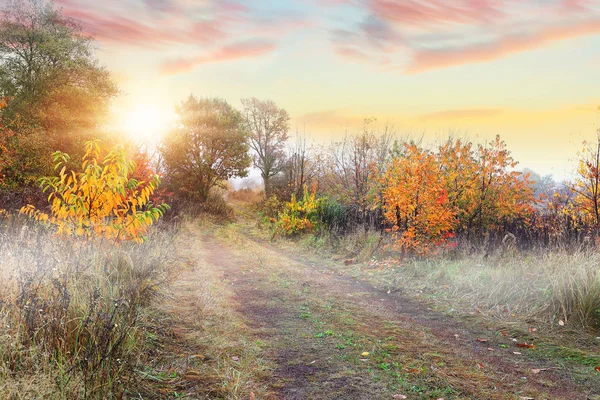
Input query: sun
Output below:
<box><xmin>122</xmin><ymin>105</ymin><xmax>172</xmax><ymax>142</ymax></box>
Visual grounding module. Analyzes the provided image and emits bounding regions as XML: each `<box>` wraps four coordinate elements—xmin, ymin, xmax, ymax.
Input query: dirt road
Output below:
<box><xmin>153</xmin><ymin>222</ymin><xmax>599</xmax><ymax>399</ymax></box>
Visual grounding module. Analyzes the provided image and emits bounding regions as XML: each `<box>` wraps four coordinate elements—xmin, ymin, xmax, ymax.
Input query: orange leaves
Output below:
<box><xmin>379</xmin><ymin>136</ymin><xmax>537</xmax><ymax>254</ymax></box>
<box><xmin>381</xmin><ymin>143</ymin><xmax>455</xmax><ymax>254</ymax></box>
<box><xmin>20</xmin><ymin>140</ymin><xmax>168</xmax><ymax>243</ymax></box>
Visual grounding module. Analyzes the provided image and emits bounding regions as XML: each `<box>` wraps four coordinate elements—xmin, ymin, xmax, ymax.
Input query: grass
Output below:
<box><xmin>0</xmin><ymin>216</ymin><xmax>175</xmax><ymax>398</ymax></box>
<box><xmin>363</xmin><ymin>248</ymin><xmax>600</xmax><ymax>331</ymax></box>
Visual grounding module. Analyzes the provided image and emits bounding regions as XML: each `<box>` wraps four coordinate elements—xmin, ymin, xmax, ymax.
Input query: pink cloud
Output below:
<box><xmin>160</xmin><ymin>40</ymin><xmax>277</xmax><ymax>75</ymax></box>
<box><xmin>407</xmin><ymin>19</ymin><xmax>600</xmax><ymax>73</ymax></box>
<box><xmin>331</xmin><ymin>0</ymin><xmax>600</xmax><ymax>73</ymax></box>
<box><xmin>369</xmin><ymin>0</ymin><xmax>502</xmax><ymax>26</ymax></box>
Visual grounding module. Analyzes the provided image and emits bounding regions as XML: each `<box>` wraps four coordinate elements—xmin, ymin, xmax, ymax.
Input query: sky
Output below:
<box><xmin>53</xmin><ymin>0</ymin><xmax>600</xmax><ymax>180</ymax></box>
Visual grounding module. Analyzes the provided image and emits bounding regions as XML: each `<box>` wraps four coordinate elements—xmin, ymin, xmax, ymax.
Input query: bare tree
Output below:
<box><xmin>323</xmin><ymin>118</ymin><xmax>395</xmax><ymax>222</ymax></box>
<box><xmin>241</xmin><ymin>97</ymin><xmax>290</xmax><ymax>197</ymax></box>
<box><xmin>282</xmin><ymin>131</ymin><xmax>317</xmax><ymax>199</ymax></box>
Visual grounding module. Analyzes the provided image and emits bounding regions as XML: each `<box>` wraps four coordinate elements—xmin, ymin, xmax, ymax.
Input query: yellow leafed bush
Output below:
<box><xmin>20</xmin><ymin>140</ymin><xmax>169</xmax><ymax>242</ymax></box>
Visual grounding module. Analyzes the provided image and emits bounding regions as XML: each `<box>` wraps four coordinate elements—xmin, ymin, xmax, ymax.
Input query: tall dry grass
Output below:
<box><xmin>380</xmin><ymin>247</ymin><xmax>600</xmax><ymax>330</ymax></box>
<box><xmin>0</xmin><ymin>216</ymin><xmax>175</xmax><ymax>398</ymax></box>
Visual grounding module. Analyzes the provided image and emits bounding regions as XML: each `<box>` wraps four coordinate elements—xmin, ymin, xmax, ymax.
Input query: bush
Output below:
<box><xmin>317</xmin><ymin>198</ymin><xmax>350</xmax><ymax>232</ymax></box>
<box><xmin>274</xmin><ymin>185</ymin><xmax>321</xmax><ymax>236</ymax></box>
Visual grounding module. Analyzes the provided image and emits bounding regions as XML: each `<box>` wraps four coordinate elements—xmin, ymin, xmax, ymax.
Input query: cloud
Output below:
<box><xmin>407</xmin><ymin>19</ymin><xmax>600</xmax><ymax>73</ymax></box>
<box><xmin>160</xmin><ymin>40</ymin><xmax>277</xmax><ymax>75</ymax></box>
<box><xmin>369</xmin><ymin>0</ymin><xmax>502</xmax><ymax>26</ymax></box>
<box><xmin>56</xmin><ymin>0</ymin><xmax>305</xmax><ymax>49</ymax></box>
<box><xmin>330</xmin><ymin>0</ymin><xmax>600</xmax><ymax>73</ymax></box>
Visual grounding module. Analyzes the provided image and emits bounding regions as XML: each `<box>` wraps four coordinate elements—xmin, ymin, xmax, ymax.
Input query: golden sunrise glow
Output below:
<box><xmin>121</xmin><ymin>105</ymin><xmax>173</xmax><ymax>142</ymax></box>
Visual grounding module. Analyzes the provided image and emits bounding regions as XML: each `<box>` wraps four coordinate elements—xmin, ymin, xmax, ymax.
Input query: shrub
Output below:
<box><xmin>317</xmin><ymin>197</ymin><xmax>350</xmax><ymax>232</ymax></box>
<box><xmin>20</xmin><ymin>140</ymin><xmax>169</xmax><ymax>243</ymax></box>
<box><xmin>274</xmin><ymin>185</ymin><xmax>322</xmax><ymax>236</ymax></box>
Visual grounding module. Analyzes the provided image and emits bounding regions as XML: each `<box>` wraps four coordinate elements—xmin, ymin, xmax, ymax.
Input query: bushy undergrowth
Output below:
<box><xmin>0</xmin><ymin>216</ymin><xmax>175</xmax><ymax>398</ymax></box>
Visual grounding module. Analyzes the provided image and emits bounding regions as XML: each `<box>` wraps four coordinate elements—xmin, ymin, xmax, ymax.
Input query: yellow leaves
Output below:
<box><xmin>19</xmin><ymin>140</ymin><xmax>169</xmax><ymax>243</ymax></box>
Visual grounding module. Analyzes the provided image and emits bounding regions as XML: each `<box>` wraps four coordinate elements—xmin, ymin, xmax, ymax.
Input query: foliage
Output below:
<box><xmin>570</xmin><ymin>132</ymin><xmax>600</xmax><ymax>227</ymax></box>
<box><xmin>317</xmin><ymin>197</ymin><xmax>350</xmax><ymax>232</ymax></box>
<box><xmin>382</xmin><ymin>143</ymin><xmax>455</xmax><ymax>254</ymax></box>
<box><xmin>275</xmin><ymin>184</ymin><xmax>322</xmax><ymax>236</ymax></box>
<box><xmin>241</xmin><ymin>97</ymin><xmax>290</xmax><ymax>196</ymax></box>
<box><xmin>437</xmin><ymin>135</ymin><xmax>535</xmax><ymax>235</ymax></box>
<box><xmin>0</xmin><ymin>0</ymin><xmax>117</xmax><ymax>197</ymax></box>
<box><xmin>20</xmin><ymin>140</ymin><xmax>168</xmax><ymax>243</ymax></box>
<box><xmin>161</xmin><ymin>95</ymin><xmax>251</xmax><ymax>203</ymax></box>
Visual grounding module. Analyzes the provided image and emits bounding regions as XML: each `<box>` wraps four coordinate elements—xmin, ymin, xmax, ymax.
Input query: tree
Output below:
<box><xmin>161</xmin><ymin>96</ymin><xmax>251</xmax><ymax>202</ymax></box>
<box><xmin>571</xmin><ymin>131</ymin><xmax>600</xmax><ymax>227</ymax></box>
<box><xmin>0</xmin><ymin>0</ymin><xmax>117</xmax><ymax>189</ymax></box>
<box><xmin>241</xmin><ymin>97</ymin><xmax>290</xmax><ymax>196</ymax></box>
<box><xmin>323</xmin><ymin>119</ymin><xmax>394</xmax><ymax>223</ymax></box>
<box><xmin>381</xmin><ymin>143</ymin><xmax>455</xmax><ymax>254</ymax></box>
<box><xmin>437</xmin><ymin>135</ymin><xmax>535</xmax><ymax>236</ymax></box>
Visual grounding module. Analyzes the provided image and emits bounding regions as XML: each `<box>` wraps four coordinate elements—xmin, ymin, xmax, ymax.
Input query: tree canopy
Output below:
<box><xmin>160</xmin><ymin>96</ymin><xmax>251</xmax><ymax>202</ymax></box>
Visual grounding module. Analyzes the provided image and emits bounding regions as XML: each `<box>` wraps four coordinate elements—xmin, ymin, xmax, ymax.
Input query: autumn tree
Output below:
<box><xmin>241</xmin><ymin>97</ymin><xmax>290</xmax><ymax>196</ymax></box>
<box><xmin>381</xmin><ymin>143</ymin><xmax>454</xmax><ymax>254</ymax></box>
<box><xmin>0</xmin><ymin>0</ymin><xmax>117</xmax><ymax>192</ymax></box>
<box><xmin>570</xmin><ymin>132</ymin><xmax>600</xmax><ymax>227</ymax></box>
<box><xmin>437</xmin><ymin>135</ymin><xmax>535</xmax><ymax>236</ymax></box>
<box><xmin>161</xmin><ymin>96</ymin><xmax>251</xmax><ymax>202</ymax></box>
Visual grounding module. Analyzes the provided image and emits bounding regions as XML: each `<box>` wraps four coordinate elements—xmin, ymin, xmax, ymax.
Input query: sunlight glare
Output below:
<box><xmin>122</xmin><ymin>105</ymin><xmax>172</xmax><ymax>143</ymax></box>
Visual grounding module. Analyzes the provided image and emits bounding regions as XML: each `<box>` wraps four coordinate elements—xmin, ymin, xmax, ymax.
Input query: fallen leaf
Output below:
<box><xmin>392</xmin><ymin>395</ymin><xmax>407</xmax><ymax>399</ymax></box>
<box><xmin>407</xmin><ymin>368</ymin><xmax>419</xmax><ymax>373</ymax></box>
<box><xmin>558</xmin><ymin>320</ymin><xmax>565</xmax><ymax>326</ymax></box>
<box><xmin>595</xmin><ymin>366</ymin><xmax>600</xmax><ymax>372</ymax></box>
<box><xmin>250</xmin><ymin>392</ymin><xmax>255</xmax><ymax>400</ymax></box>
<box><xmin>487</xmin><ymin>347</ymin><xmax>494</xmax><ymax>351</ymax></box>
<box><xmin>361</xmin><ymin>351</ymin><xmax>370</xmax><ymax>357</ymax></box>
<box><xmin>476</xmin><ymin>338</ymin><xmax>488</xmax><ymax>343</ymax></box>
<box><xmin>477</xmin><ymin>362</ymin><xmax>485</xmax><ymax>369</ymax></box>
<box><xmin>501</xmin><ymin>331</ymin><xmax>508</xmax><ymax>336</ymax></box>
